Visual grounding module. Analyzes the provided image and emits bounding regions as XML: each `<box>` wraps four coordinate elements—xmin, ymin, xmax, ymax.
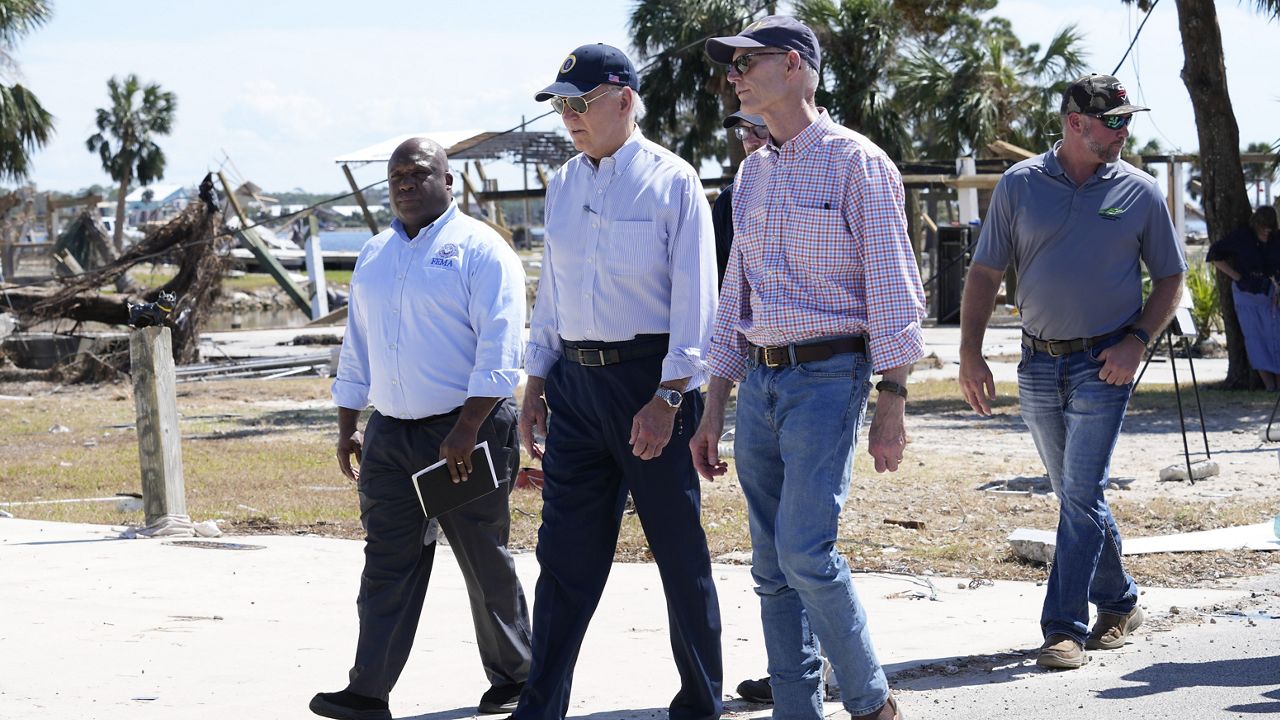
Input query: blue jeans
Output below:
<box><xmin>734</xmin><ymin>351</ymin><xmax>888</xmax><ymax>718</ymax></box>
<box><xmin>1017</xmin><ymin>335</ymin><xmax>1139</xmax><ymax>643</ymax></box>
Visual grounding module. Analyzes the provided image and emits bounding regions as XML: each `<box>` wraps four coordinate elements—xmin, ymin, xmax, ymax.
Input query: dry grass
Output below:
<box><xmin>1</xmin><ymin>377</ymin><xmax>1276</xmax><ymax>589</ymax></box>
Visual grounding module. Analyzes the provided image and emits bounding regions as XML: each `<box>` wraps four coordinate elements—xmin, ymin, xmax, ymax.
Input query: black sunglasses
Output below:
<box><xmin>549</xmin><ymin>86</ymin><xmax>617</xmax><ymax>115</ymax></box>
<box><xmin>732</xmin><ymin>125</ymin><xmax>770</xmax><ymax>141</ymax></box>
<box><xmin>1089</xmin><ymin>113</ymin><xmax>1133</xmax><ymax>130</ymax></box>
<box><xmin>729</xmin><ymin>51</ymin><xmax>789</xmax><ymax>75</ymax></box>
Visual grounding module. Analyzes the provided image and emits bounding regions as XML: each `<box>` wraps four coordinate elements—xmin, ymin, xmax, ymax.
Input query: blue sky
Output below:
<box><xmin>17</xmin><ymin>0</ymin><xmax>1279</xmax><ymax>194</ymax></box>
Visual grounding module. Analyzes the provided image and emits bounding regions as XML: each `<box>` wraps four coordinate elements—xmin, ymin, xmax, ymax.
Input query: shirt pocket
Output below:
<box><xmin>782</xmin><ymin>207</ymin><xmax>854</xmax><ymax>278</ymax></box>
<box><xmin>606</xmin><ymin>220</ymin><xmax>667</xmax><ymax>276</ymax></box>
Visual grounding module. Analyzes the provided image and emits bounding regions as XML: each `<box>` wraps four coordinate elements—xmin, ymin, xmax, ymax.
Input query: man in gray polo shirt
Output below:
<box><xmin>958</xmin><ymin>74</ymin><xmax>1186</xmax><ymax>670</ymax></box>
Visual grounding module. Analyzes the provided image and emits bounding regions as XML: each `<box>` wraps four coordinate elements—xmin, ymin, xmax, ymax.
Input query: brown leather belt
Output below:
<box><xmin>1021</xmin><ymin>328</ymin><xmax>1127</xmax><ymax>357</ymax></box>
<box><xmin>561</xmin><ymin>335</ymin><xmax>669</xmax><ymax>367</ymax></box>
<box><xmin>750</xmin><ymin>336</ymin><xmax>867</xmax><ymax>369</ymax></box>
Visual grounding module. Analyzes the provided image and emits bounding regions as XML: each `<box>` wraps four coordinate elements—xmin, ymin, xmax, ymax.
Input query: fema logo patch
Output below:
<box><xmin>560</xmin><ymin>54</ymin><xmax>577</xmax><ymax>74</ymax></box>
<box><xmin>429</xmin><ymin>243</ymin><xmax>459</xmax><ymax>269</ymax></box>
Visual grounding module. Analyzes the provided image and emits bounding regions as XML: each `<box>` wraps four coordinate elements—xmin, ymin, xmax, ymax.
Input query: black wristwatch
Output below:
<box><xmin>875</xmin><ymin>380</ymin><xmax>908</xmax><ymax>400</ymax></box>
<box><xmin>655</xmin><ymin>387</ymin><xmax>683</xmax><ymax>409</ymax></box>
<box><xmin>1128</xmin><ymin>327</ymin><xmax>1152</xmax><ymax>347</ymax></box>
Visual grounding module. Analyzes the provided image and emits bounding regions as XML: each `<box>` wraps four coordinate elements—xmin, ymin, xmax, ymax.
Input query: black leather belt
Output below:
<box><xmin>750</xmin><ymin>336</ymin><xmax>867</xmax><ymax>369</ymax></box>
<box><xmin>561</xmin><ymin>335</ymin><xmax>669</xmax><ymax>367</ymax></box>
<box><xmin>1021</xmin><ymin>328</ymin><xmax>1127</xmax><ymax>357</ymax></box>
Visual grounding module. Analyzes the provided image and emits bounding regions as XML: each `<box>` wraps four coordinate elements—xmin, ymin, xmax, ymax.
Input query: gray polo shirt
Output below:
<box><xmin>973</xmin><ymin>141</ymin><xmax>1186</xmax><ymax>340</ymax></box>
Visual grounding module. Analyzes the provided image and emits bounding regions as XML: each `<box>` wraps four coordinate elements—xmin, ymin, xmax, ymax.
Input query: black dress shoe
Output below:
<box><xmin>736</xmin><ymin>677</ymin><xmax>773</xmax><ymax>704</ymax></box>
<box><xmin>310</xmin><ymin>690</ymin><xmax>392</xmax><ymax>720</ymax></box>
<box><xmin>478</xmin><ymin>681</ymin><xmax>525</xmax><ymax>714</ymax></box>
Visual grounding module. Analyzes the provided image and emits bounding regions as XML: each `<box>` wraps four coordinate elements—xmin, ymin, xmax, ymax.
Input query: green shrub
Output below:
<box><xmin>1186</xmin><ymin>262</ymin><xmax>1222</xmax><ymax>340</ymax></box>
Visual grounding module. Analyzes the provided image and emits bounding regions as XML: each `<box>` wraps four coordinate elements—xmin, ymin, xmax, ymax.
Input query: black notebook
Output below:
<box><xmin>410</xmin><ymin>441</ymin><xmax>500</xmax><ymax>519</ymax></box>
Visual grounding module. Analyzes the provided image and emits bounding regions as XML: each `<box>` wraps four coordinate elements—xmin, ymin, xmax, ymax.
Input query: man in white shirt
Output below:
<box><xmin>511</xmin><ymin>44</ymin><xmax>722</xmax><ymax>720</ymax></box>
<box><xmin>311</xmin><ymin>138</ymin><xmax>532</xmax><ymax>720</ymax></box>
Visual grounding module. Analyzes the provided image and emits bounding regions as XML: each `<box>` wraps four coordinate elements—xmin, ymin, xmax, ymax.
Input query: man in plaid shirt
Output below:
<box><xmin>693</xmin><ymin>15</ymin><xmax>925</xmax><ymax>720</ymax></box>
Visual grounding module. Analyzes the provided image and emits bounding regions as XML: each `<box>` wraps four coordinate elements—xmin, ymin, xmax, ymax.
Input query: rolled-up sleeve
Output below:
<box><xmin>663</xmin><ymin>172</ymin><xmax>717</xmax><ymax>388</ymax></box>
<box><xmin>849</xmin><ymin>154</ymin><xmax>926</xmax><ymax>373</ymax></box>
<box><xmin>467</xmin><ymin>242</ymin><xmax>527</xmax><ymax>398</ymax></box>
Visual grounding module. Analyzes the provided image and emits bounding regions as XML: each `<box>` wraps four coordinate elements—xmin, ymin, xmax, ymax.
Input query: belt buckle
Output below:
<box><xmin>1046</xmin><ymin>340</ymin><xmax>1066</xmax><ymax>358</ymax></box>
<box><xmin>577</xmin><ymin>348</ymin><xmax>607</xmax><ymax>367</ymax></box>
<box><xmin>761</xmin><ymin>346</ymin><xmax>788</xmax><ymax>368</ymax></box>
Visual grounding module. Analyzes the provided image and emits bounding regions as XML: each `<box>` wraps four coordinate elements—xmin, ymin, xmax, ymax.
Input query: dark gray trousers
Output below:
<box><xmin>346</xmin><ymin>399</ymin><xmax>532</xmax><ymax>701</ymax></box>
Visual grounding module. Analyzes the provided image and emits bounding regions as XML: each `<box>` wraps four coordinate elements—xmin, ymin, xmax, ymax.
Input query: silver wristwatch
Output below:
<box><xmin>655</xmin><ymin>387</ymin><xmax>683</xmax><ymax>409</ymax></box>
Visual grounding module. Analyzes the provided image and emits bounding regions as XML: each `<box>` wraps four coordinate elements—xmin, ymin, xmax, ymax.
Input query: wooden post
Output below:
<box><xmin>131</xmin><ymin>326</ymin><xmax>187</xmax><ymax>526</ymax></box>
<box><xmin>342</xmin><ymin>163</ymin><xmax>380</xmax><ymax>235</ymax></box>
<box><xmin>44</xmin><ymin>193</ymin><xmax>57</xmax><ymax>243</ymax></box>
<box><xmin>306</xmin><ymin>215</ymin><xmax>329</xmax><ymax>320</ymax></box>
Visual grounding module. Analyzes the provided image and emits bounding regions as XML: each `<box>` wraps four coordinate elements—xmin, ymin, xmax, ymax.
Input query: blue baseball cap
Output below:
<box><xmin>705</xmin><ymin>15</ymin><xmax>821</xmax><ymax>72</ymax></box>
<box><xmin>535</xmin><ymin>44</ymin><xmax>638</xmax><ymax>102</ymax></box>
<box><xmin>722</xmin><ymin>111</ymin><xmax>766</xmax><ymax>128</ymax></box>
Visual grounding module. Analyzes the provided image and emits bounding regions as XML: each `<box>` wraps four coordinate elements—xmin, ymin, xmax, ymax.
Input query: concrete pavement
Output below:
<box><xmin>1</xmin><ymin>518</ymin><xmax>1267</xmax><ymax>720</ymax></box>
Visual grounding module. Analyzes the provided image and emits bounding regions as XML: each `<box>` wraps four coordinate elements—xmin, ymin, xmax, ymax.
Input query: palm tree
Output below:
<box><xmin>893</xmin><ymin>18</ymin><xmax>1087</xmax><ymax>159</ymax></box>
<box><xmin>629</xmin><ymin>0</ymin><xmax>764</xmax><ymax>174</ymax></box>
<box><xmin>0</xmin><ymin>0</ymin><xmax>54</xmax><ymax>183</ymax></box>
<box><xmin>1120</xmin><ymin>0</ymin><xmax>1280</xmax><ymax>388</ymax></box>
<box><xmin>1243</xmin><ymin>141</ymin><xmax>1276</xmax><ymax>205</ymax></box>
<box><xmin>794</xmin><ymin>0</ymin><xmax>908</xmax><ymax>159</ymax></box>
<box><xmin>85</xmin><ymin>74</ymin><xmax>177</xmax><ymax>253</ymax></box>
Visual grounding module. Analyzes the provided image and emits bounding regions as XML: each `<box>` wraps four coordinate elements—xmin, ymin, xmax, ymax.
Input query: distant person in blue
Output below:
<box><xmin>959</xmin><ymin>74</ymin><xmax>1186</xmax><ymax>670</ymax></box>
<box><xmin>312</xmin><ymin>137</ymin><xmax>532</xmax><ymax>720</ymax></box>
<box><xmin>711</xmin><ymin>110</ymin><xmax>768</xmax><ymax>286</ymax></box>
<box><xmin>513</xmin><ymin>43</ymin><xmax>722</xmax><ymax>720</ymax></box>
<box><xmin>1207</xmin><ymin>206</ymin><xmax>1280</xmax><ymax>390</ymax></box>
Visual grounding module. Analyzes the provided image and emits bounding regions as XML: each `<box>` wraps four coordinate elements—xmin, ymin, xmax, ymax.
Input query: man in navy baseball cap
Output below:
<box><xmin>705</xmin><ymin>15</ymin><xmax>821</xmax><ymax>72</ymax></box>
<box><xmin>534</xmin><ymin>43</ymin><xmax>637</xmax><ymax>101</ymax></box>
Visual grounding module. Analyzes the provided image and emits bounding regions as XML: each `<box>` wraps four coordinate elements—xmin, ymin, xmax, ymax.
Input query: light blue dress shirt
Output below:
<box><xmin>526</xmin><ymin>128</ymin><xmax>717</xmax><ymax>390</ymax></box>
<box><xmin>332</xmin><ymin>202</ymin><xmax>526</xmax><ymax>419</ymax></box>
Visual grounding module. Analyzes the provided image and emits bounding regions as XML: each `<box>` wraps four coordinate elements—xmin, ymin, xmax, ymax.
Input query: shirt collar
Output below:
<box><xmin>391</xmin><ymin>201</ymin><xmax>458</xmax><ymax>244</ymax></box>
<box><xmin>766</xmin><ymin>109</ymin><xmax>833</xmax><ymax>161</ymax></box>
<box><xmin>577</xmin><ymin>126</ymin><xmax>645</xmax><ymax>175</ymax></box>
<box><xmin>1047</xmin><ymin>140</ymin><xmax>1121</xmax><ymax>182</ymax></box>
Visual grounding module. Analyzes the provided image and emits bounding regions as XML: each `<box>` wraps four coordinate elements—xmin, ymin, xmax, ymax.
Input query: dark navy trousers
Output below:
<box><xmin>513</xmin><ymin>353</ymin><xmax>724</xmax><ymax>720</ymax></box>
<box><xmin>346</xmin><ymin>400</ymin><xmax>532</xmax><ymax>701</ymax></box>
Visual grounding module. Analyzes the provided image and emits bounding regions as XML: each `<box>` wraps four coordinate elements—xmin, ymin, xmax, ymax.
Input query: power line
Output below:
<box><xmin>1111</xmin><ymin>0</ymin><xmax>1160</xmax><ymax>76</ymax></box>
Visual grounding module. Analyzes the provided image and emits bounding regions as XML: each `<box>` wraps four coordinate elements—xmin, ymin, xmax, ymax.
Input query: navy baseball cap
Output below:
<box><xmin>722</xmin><ymin>111</ymin><xmax>766</xmax><ymax>129</ymax></box>
<box><xmin>705</xmin><ymin>15</ymin><xmax>821</xmax><ymax>72</ymax></box>
<box><xmin>1061</xmin><ymin>74</ymin><xmax>1149</xmax><ymax>116</ymax></box>
<box><xmin>535</xmin><ymin>44</ymin><xmax>638</xmax><ymax>102</ymax></box>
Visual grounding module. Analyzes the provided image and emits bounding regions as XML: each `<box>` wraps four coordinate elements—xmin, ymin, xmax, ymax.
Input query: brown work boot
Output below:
<box><xmin>1086</xmin><ymin>605</ymin><xmax>1145</xmax><ymax>650</ymax></box>
<box><xmin>852</xmin><ymin>693</ymin><xmax>903</xmax><ymax>720</ymax></box>
<box><xmin>1036</xmin><ymin>634</ymin><xmax>1089</xmax><ymax>670</ymax></box>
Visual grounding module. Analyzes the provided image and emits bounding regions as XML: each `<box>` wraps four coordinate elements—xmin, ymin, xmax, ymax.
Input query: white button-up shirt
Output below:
<box><xmin>332</xmin><ymin>202</ymin><xmax>526</xmax><ymax>419</ymax></box>
<box><xmin>526</xmin><ymin>128</ymin><xmax>716</xmax><ymax>389</ymax></box>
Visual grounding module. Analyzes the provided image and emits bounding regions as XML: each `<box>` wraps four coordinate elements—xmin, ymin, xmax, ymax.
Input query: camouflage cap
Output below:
<box><xmin>1060</xmin><ymin>74</ymin><xmax>1150</xmax><ymax>116</ymax></box>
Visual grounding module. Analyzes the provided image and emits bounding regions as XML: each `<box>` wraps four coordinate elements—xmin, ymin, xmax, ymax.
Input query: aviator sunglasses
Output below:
<box><xmin>550</xmin><ymin>87</ymin><xmax>617</xmax><ymax>115</ymax></box>
<box><xmin>1088</xmin><ymin>113</ymin><xmax>1133</xmax><ymax>130</ymax></box>
<box><xmin>733</xmin><ymin>125</ymin><xmax>770</xmax><ymax>141</ymax></box>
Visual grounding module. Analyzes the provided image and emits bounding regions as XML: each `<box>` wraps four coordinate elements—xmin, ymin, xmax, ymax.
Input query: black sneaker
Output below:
<box><xmin>309</xmin><ymin>690</ymin><xmax>392</xmax><ymax>720</ymax></box>
<box><xmin>478</xmin><ymin>681</ymin><xmax>525</xmax><ymax>714</ymax></box>
<box><xmin>736</xmin><ymin>677</ymin><xmax>773</xmax><ymax>704</ymax></box>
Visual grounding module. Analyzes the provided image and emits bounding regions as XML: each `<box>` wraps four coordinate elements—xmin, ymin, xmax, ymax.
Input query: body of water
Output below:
<box><xmin>317</xmin><ymin>229</ymin><xmax>374</xmax><ymax>253</ymax></box>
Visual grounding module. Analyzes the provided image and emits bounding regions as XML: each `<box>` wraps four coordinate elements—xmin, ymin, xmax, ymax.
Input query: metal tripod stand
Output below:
<box><xmin>1132</xmin><ymin>321</ymin><xmax>1211</xmax><ymax>485</ymax></box>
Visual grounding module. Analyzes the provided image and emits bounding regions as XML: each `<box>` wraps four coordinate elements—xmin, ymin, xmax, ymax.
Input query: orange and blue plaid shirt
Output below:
<box><xmin>706</xmin><ymin>112</ymin><xmax>927</xmax><ymax>380</ymax></box>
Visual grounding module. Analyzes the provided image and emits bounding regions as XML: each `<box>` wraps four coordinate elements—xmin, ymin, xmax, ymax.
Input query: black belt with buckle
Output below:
<box><xmin>1021</xmin><ymin>328</ymin><xmax>1126</xmax><ymax>357</ymax></box>
<box><xmin>750</xmin><ymin>336</ymin><xmax>867</xmax><ymax>369</ymax></box>
<box><xmin>561</xmin><ymin>334</ymin><xmax>669</xmax><ymax>367</ymax></box>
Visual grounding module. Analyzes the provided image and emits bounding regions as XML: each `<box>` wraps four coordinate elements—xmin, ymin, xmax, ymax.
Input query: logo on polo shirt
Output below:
<box><xmin>429</xmin><ymin>243</ymin><xmax>459</xmax><ymax>269</ymax></box>
<box><xmin>1098</xmin><ymin>207</ymin><xmax>1126</xmax><ymax>220</ymax></box>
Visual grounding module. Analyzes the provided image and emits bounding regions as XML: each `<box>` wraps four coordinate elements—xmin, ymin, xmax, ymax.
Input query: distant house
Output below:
<box><xmin>123</xmin><ymin>184</ymin><xmax>191</xmax><ymax>225</ymax></box>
